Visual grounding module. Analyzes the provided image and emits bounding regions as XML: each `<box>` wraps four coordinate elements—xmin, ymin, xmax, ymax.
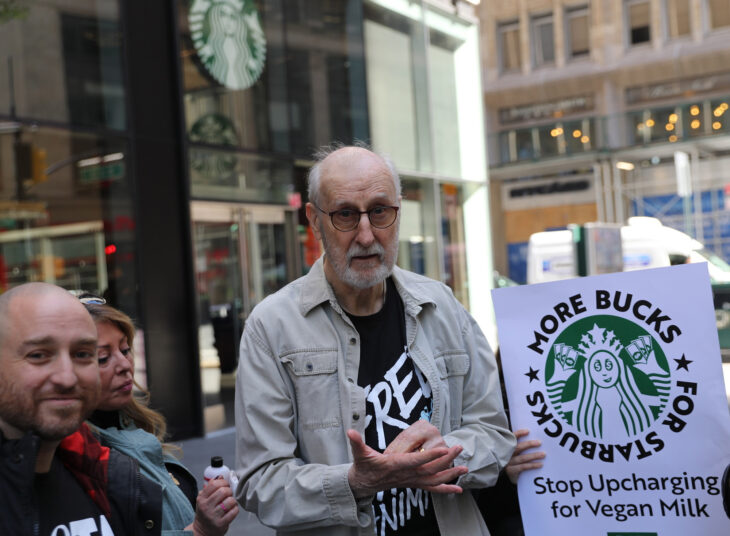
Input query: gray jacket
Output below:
<box><xmin>234</xmin><ymin>258</ymin><xmax>515</xmax><ymax>535</ymax></box>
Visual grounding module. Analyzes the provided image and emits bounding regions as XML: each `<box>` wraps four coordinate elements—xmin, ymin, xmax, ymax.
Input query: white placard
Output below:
<box><xmin>492</xmin><ymin>263</ymin><xmax>730</xmax><ymax>536</ymax></box>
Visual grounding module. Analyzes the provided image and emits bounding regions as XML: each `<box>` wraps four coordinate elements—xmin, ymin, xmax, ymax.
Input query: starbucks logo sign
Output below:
<box><xmin>525</xmin><ymin>290</ymin><xmax>698</xmax><ymax>463</ymax></box>
<box><xmin>189</xmin><ymin>0</ymin><xmax>266</xmax><ymax>90</ymax></box>
<box><xmin>547</xmin><ymin>317</ymin><xmax>671</xmax><ymax>440</ymax></box>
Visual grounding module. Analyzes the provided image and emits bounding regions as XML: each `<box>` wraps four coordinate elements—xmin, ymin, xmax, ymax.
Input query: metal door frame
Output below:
<box><xmin>190</xmin><ymin>201</ymin><xmax>301</xmax><ymax>321</ymax></box>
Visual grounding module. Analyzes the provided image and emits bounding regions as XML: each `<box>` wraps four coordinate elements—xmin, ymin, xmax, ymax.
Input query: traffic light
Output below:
<box><xmin>13</xmin><ymin>142</ymin><xmax>47</xmax><ymax>184</ymax></box>
<box><xmin>31</xmin><ymin>146</ymin><xmax>47</xmax><ymax>184</ymax></box>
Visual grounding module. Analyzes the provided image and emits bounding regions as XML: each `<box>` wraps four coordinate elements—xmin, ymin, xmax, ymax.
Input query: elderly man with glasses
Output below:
<box><xmin>234</xmin><ymin>144</ymin><xmax>515</xmax><ymax>536</ymax></box>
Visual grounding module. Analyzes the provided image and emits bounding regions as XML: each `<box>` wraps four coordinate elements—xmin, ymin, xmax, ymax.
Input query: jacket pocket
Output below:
<box><xmin>280</xmin><ymin>350</ymin><xmax>342</xmax><ymax>432</ymax></box>
<box><xmin>434</xmin><ymin>352</ymin><xmax>469</xmax><ymax>430</ymax></box>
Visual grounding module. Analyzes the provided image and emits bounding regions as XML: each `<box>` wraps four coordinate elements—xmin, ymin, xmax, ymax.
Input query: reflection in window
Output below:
<box><xmin>498</xmin><ymin>20</ymin><xmax>521</xmax><ymax>72</ymax></box>
<box><xmin>710</xmin><ymin>99</ymin><xmax>730</xmax><ymax>134</ymax></box>
<box><xmin>0</xmin><ymin>2</ymin><xmax>125</xmax><ymax>129</ymax></box>
<box><xmin>665</xmin><ymin>0</ymin><xmax>691</xmax><ymax>38</ymax></box>
<box><xmin>566</xmin><ymin>5</ymin><xmax>590</xmax><ymax>58</ymax></box>
<box><xmin>497</xmin><ymin>119</ymin><xmax>596</xmax><ymax>164</ymax></box>
<box><xmin>179</xmin><ymin>0</ymin><xmax>368</xmax><ymax>159</ymax></box>
<box><xmin>539</xmin><ymin>124</ymin><xmax>561</xmax><ymax>158</ymax></box>
<box><xmin>0</xmin><ymin>125</ymin><xmax>137</xmax><ymax>313</ymax></box>
<box><xmin>564</xmin><ymin>119</ymin><xmax>594</xmax><ymax>153</ymax></box>
<box><xmin>189</xmin><ymin>149</ymin><xmax>293</xmax><ymax>203</ymax></box>
<box><xmin>708</xmin><ymin>0</ymin><xmax>730</xmax><ymax>29</ymax></box>
<box><xmin>683</xmin><ymin>102</ymin><xmax>707</xmax><ymax>138</ymax></box>
<box><xmin>398</xmin><ymin>179</ymin><xmax>438</xmax><ymax>281</ymax></box>
<box><xmin>364</xmin><ymin>11</ymin><xmax>419</xmax><ymax>172</ymax></box>
<box><xmin>441</xmin><ymin>183</ymin><xmax>468</xmax><ymax>306</ymax></box>
<box><xmin>531</xmin><ymin>13</ymin><xmax>555</xmax><ymax>67</ymax></box>
<box><xmin>627</xmin><ymin>0</ymin><xmax>651</xmax><ymax>45</ymax></box>
<box><xmin>429</xmin><ymin>28</ymin><xmax>461</xmax><ymax>178</ymax></box>
<box><xmin>630</xmin><ymin>107</ymin><xmax>680</xmax><ymax>144</ymax></box>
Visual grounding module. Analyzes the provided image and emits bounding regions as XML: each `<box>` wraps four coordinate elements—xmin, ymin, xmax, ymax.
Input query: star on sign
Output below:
<box><xmin>674</xmin><ymin>354</ymin><xmax>692</xmax><ymax>371</ymax></box>
<box><xmin>525</xmin><ymin>367</ymin><xmax>540</xmax><ymax>382</ymax></box>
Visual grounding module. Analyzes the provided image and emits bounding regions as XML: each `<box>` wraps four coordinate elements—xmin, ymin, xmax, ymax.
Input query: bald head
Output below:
<box><xmin>307</xmin><ymin>143</ymin><xmax>400</xmax><ymax>206</ymax></box>
<box><xmin>0</xmin><ymin>283</ymin><xmax>91</xmax><ymax>342</ymax></box>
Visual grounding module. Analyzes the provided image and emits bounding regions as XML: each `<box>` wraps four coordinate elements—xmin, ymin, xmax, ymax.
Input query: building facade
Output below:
<box><xmin>0</xmin><ymin>0</ymin><xmax>491</xmax><ymax>437</ymax></box>
<box><xmin>478</xmin><ymin>0</ymin><xmax>730</xmax><ymax>283</ymax></box>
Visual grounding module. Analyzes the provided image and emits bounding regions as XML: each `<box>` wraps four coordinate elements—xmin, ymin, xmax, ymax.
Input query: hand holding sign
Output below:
<box><xmin>506</xmin><ymin>429</ymin><xmax>546</xmax><ymax>485</ymax></box>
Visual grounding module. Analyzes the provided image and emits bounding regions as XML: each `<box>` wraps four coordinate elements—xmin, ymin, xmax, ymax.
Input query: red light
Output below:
<box><xmin>105</xmin><ymin>244</ymin><xmax>117</xmax><ymax>255</ymax></box>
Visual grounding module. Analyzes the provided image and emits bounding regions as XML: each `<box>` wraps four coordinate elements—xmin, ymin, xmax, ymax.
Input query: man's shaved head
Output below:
<box><xmin>0</xmin><ymin>283</ymin><xmax>89</xmax><ymax>342</ymax></box>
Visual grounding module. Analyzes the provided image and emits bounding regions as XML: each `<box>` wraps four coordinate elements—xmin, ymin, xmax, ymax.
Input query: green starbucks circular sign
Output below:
<box><xmin>189</xmin><ymin>0</ymin><xmax>266</xmax><ymax>90</ymax></box>
<box><xmin>547</xmin><ymin>315</ymin><xmax>671</xmax><ymax>439</ymax></box>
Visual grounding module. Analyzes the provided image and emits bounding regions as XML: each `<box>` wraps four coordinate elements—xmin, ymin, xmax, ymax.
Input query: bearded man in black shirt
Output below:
<box><xmin>235</xmin><ymin>144</ymin><xmax>516</xmax><ymax>535</ymax></box>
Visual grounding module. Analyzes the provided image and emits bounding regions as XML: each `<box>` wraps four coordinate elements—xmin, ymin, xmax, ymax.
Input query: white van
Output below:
<box><xmin>526</xmin><ymin>217</ymin><xmax>730</xmax><ymax>284</ymax></box>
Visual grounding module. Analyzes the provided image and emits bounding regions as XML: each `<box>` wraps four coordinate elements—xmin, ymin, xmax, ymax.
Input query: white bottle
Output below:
<box><xmin>204</xmin><ymin>456</ymin><xmax>230</xmax><ymax>484</ymax></box>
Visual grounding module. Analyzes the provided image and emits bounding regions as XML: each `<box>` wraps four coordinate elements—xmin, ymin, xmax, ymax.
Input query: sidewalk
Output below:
<box><xmin>179</xmin><ymin>427</ymin><xmax>274</xmax><ymax>536</ymax></box>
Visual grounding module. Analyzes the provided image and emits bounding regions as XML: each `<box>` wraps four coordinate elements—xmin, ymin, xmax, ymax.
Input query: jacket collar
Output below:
<box><xmin>298</xmin><ymin>257</ymin><xmax>435</xmax><ymax>316</ymax></box>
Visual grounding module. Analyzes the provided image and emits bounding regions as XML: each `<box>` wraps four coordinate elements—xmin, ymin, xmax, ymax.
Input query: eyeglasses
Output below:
<box><xmin>69</xmin><ymin>290</ymin><xmax>107</xmax><ymax>305</ymax></box>
<box><xmin>312</xmin><ymin>202</ymin><xmax>399</xmax><ymax>232</ymax></box>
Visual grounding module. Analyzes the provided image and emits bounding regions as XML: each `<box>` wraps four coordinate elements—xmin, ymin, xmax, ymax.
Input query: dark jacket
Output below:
<box><xmin>0</xmin><ymin>423</ymin><xmax>162</xmax><ymax>536</ymax></box>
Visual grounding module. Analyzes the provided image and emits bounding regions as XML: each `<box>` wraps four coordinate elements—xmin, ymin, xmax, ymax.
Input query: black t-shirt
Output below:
<box><xmin>348</xmin><ymin>277</ymin><xmax>439</xmax><ymax>536</ymax></box>
<box><xmin>34</xmin><ymin>456</ymin><xmax>115</xmax><ymax>536</ymax></box>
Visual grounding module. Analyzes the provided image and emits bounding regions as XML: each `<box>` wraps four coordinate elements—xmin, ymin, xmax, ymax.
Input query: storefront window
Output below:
<box><xmin>398</xmin><ymin>178</ymin><xmax>439</xmax><ymax>281</ymax></box>
<box><xmin>441</xmin><ymin>183</ymin><xmax>468</xmax><ymax>306</ymax></box>
<box><xmin>0</xmin><ymin>1</ymin><xmax>142</xmax><ymax>377</ymax></box>
<box><xmin>364</xmin><ymin>1</ymin><xmax>485</xmax><ymax>182</ymax></box>
<box><xmin>189</xmin><ymin>148</ymin><xmax>294</xmax><ymax>203</ymax></box>
<box><xmin>364</xmin><ymin>1</ymin><xmax>427</xmax><ymax>174</ymax></box>
<box><xmin>179</xmin><ymin>0</ymin><xmax>368</xmax><ymax>163</ymax></box>
<box><xmin>0</xmin><ymin>1</ymin><xmax>125</xmax><ymax>130</ymax></box>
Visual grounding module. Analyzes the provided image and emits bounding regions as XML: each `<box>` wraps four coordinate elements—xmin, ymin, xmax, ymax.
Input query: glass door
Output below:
<box><xmin>191</xmin><ymin>201</ymin><xmax>300</xmax><ymax>432</ymax></box>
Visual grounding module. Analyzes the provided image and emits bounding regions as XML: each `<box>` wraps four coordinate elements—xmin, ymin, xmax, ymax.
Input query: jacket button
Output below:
<box><xmin>347</xmin><ymin>377</ymin><xmax>354</xmax><ymax>384</ymax></box>
<box><xmin>305</xmin><ymin>362</ymin><xmax>313</xmax><ymax>371</ymax></box>
<box><xmin>144</xmin><ymin>520</ymin><xmax>155</xmax><ymax>530</ymax></box>
<box><xmin>352</xmin><ymin>413</ymin><xmax>360</xmax><ymax>421</ymax></box>
<box><xmin>12</xmin><ymin>453</ymin><xmax>23</xmax><ymax>463</ymax></box>
<box><xmin>349</xmin><ymin>337</ymin><xmax>356</xmax><ymax>345</ymax></box>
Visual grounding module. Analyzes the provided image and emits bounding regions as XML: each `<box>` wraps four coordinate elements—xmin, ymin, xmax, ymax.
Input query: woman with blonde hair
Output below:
<box><xmin>79</xmin><ymin>294</ymin><xmax>238</xmax><ymax>535</ymax></box>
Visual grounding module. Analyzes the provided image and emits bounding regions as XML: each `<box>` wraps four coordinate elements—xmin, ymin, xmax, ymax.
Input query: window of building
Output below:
<box><xmin>627</xmin><ymin>0</ymin><xmax>652</xmax><ymax>45</ymax></box>
<box><xmin>0</xmin><ymin>0</ymin><xmax>141</xmax><ymax>338</ymax></box>
<box><xmin>665</xmin><ymin>0</ymin><xmax>691</xmax><ymax>38</ymax></box>
<box><xmin>531</xmin><ymin>13</ymin><xmax>555</xmax><ymax>67</ymax></box>
<box><xmin>707</xmin><ymin>0</ymin><xmax>730</xmax><ymax>29</ymax></box>
<box><xmin>498</xmin><ymin>20</ymin><xmax>521</xmax><ymax>72</ymax></box>
<box><xmin>566</xmin><ymin>5</ymin><xmax>590</xmax><ymax>59</ymax></box>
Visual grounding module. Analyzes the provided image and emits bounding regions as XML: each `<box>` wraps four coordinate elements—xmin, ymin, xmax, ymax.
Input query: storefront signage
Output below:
<box><xmin>502</xmin><ymin>175</ymin><xmax>595</xmax><ymax>210</ymax></box>
<box><xmin>499</xmin><ymin>96</ymin><xmax>594</xmax><ymax>125</ymax></box>
<box><xmin>189</xmin><ymin>0</ymin><xmax>266</xmax><ymax>90</ymax></box>
<box><xmin>189</xmin><ymin>113</ymin><xmax>239</xmax><ymax>185</ymax></box>
<box><xmin>493</xmin><ymin>264</ymin><xmax>730</xmax><ymax>535</ymax></box>
<box><xmin>509</xmin><ymin>179</ymin><xmax>591</xmax><ymax>198</ymax></box>
<box><xmin>626</xmin><ymin>73</ymin><xmax>730</xmax><ymax>105</ymax></box>
<box><xmin>78</xmin><ymin>162</ymin><xmax>125</xmax><ymax>184</ymax></box>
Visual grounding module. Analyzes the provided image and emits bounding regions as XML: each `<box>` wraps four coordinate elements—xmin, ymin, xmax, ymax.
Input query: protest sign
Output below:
<box><xmin>492</xmin><ymin>263</ymin><xmax>730</xmax><ymax>535</ymax></box>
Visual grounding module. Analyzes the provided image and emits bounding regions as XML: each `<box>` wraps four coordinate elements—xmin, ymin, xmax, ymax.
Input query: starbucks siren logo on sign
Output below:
<box><xmin>547</xmin><ymin>318</ymin><xmax>671</xmax><ymax>439</ymax></box>
<box><xmin>525</xmin><ymin>290</ymin><xmax>698</xmax><ymax>463</ymax></box>
<box><xmin>189</xmin><ymin>0</ymin><xmax>266</xmax><ymax>90</ymax></box>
